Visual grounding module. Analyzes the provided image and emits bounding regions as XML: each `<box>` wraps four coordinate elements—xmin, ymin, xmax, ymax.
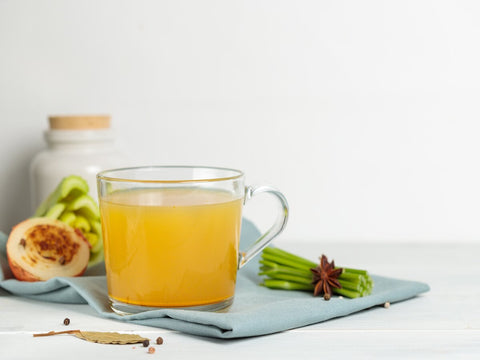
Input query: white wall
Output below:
<box><xmin>1</xmin><ymin>0</ymin><xmax>480</xmax><ymax>243</ymax></box>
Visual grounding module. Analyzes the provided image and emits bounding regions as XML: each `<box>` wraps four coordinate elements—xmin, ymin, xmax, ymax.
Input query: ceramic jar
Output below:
<box><xmin>29</xmin><ymin>115</ymin><xmax>128</xmax><ymax>211</ymax></box>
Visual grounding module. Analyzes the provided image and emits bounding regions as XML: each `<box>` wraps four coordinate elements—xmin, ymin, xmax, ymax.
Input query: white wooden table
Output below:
<box><xmin>1</xmin><ymin>242</ymin><xmax>479</xmax><ymax>359</ymax></box>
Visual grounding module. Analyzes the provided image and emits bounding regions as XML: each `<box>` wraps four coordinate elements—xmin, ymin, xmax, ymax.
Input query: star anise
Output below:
<box><xmin>310</xmin><ymin>254</ymin><xmax>343</xmax><ymax>300</ymax></box>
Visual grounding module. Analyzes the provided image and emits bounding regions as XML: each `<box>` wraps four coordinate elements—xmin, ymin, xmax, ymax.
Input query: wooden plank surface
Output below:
<box><xmin>1</xmin><ymin>242</ymin><xmax>478</xmax><ymax>359</ymax></box>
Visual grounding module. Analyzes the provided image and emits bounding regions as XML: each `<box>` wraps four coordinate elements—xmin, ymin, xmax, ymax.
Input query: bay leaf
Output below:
<box><xmin>75</xmin><ymin>331</ymin><xmax>149</xmax><ymax>345</ymax></box>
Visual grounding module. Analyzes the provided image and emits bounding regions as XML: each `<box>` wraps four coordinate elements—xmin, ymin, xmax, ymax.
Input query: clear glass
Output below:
<box><xmin>97</xmin><ymin>166</ymin><xmax>289</xmax><ymax>314</ymax></box>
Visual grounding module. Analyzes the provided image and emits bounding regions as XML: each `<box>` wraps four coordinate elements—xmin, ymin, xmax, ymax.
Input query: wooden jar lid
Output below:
<box><xmin>48</xmin><ymin>115</ymin><xmax>111</xmax><ymax>130</ymax></box>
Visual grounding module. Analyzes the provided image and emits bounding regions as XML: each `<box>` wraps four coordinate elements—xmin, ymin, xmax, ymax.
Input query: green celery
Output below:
<box><xmin>261</xmin><ymin>279</ymin><xmax>314</xmax><ymax>291</ymax></box>
<box><xmin>259</xmin><ymin>246</ymin><xmax>374</xmax><ymax>299</ymax></box>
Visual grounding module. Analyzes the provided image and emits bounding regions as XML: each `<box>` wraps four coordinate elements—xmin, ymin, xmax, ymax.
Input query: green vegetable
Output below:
<box><xmin>34</xmin><ymin>175</ymin><xmax>89</xmax><ymax>217</ymax></box>
<box><xmin>44</xmin><ymin>202</ymin><xmax>67</xmax><ymax>219</ymax></box>
<box><xmin>72</xmin><ymin>215</ymin><xmax>91</xmax><ymax>233</ymax></box>
<box><xmin>59</xmin><ymin>211</ymin><xmax>76</xmax><ymax>226</ymax></box>
<box><xmin>66</xmin><ymin>194</ymin><xmax>100</xmax><ymax>219</ymax></box>
<box><xmin>33</xmin><ymin>175</ymin><xmax>103</xmax><ymax>266</ymax></box>
<box><xmin>259</xmin><ymin>247</ymin><xmax>374</xmax><ymax>298</ymax></box>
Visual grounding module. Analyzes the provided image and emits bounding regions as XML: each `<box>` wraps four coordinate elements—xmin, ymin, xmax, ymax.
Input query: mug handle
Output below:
<box><xmin>238</xmin><ymin>185</ymin><xmax>289</xmax><ymax>269</ymax></box>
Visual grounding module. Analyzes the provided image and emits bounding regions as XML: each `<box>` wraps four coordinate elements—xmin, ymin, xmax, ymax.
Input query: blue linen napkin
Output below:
<box><xmin>0</xmin><ymin>220</ymin><xmax>429</xmax><ymax>339</ymax></box>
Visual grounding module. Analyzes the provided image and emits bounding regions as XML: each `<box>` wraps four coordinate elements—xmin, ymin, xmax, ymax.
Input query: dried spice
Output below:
<box><xmin>75</xmin><ymin>331</ymin><xmax>149</xmax><ymax>344</ymax></box>
<box><xmin>33</xmin><ymin>330</ymin><xmax>149</xmax><ymax>345</ymax></box>
<box><xmin>34</xmin><ymin>330</ymin><xmax>80</xmax><ymax>337</ymax></box>
<box><xmin>63</xmin><ymin>318</ymin><xmax>70</xmax><ymax>326</ymax></box>
<box><xmin>310</xmin><ymin>254</ymin><xmax>343</xmax><ymax>300</ymax></box>
<box><xmin>156</xmin><ymin>337</ymin><xmax>164</xmax><ymax>345</ymax></box>
<box><xmin>142</xmin><ymin>339</ymin><xmax>150</xmax><ymax>347</ymax></box>
<box><xmin>148</xmin><ymin>347</ymin><xmax>156</xmax><ymax>354</ymax></box>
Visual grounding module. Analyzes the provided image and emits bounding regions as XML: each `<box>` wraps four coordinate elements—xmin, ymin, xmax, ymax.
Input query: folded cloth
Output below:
<box><xmin>0</xmin><ymin>220</ymin><xmax>429</xmax><ymax>339</ymax></box>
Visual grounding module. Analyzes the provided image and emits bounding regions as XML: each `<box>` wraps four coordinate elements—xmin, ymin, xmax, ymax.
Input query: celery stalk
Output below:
<box><xmin>259</xmin><ymin>247</ymin><xmax>374</xmax><ymax>299</ymax></box>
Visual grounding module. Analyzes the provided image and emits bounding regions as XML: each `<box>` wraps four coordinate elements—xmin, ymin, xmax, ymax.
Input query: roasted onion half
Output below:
<box><xmin>6</xmin><ymin>217</ymin><xmax>91</xmax><ymax>281</ymax></box>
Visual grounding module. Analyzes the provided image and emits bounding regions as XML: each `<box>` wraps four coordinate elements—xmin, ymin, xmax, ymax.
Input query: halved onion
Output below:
<box><xmin>6</xmin><ymin>217</ymin><xmax>90</xmax><ymax>281</ymax></box>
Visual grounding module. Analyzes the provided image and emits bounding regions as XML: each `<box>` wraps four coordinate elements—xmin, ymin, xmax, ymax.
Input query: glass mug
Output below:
<box><xmin>97</xmin><ymin>166</ymin><xmax>288</xmax><ymax>314</ymax></box>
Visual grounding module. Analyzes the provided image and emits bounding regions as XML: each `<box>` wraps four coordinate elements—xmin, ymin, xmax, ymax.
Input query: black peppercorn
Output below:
<box><xmin>63</xmin><ymin>318</ymin><xmax>70</xmax><ymax>326</ymax></box>
<box><xmin>143</xmin><ymin>339</ymin><xmax>150</xmax><ymax>347</ymax></box>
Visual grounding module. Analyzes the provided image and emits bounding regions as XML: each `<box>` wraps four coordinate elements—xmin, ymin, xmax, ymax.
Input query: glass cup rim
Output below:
<box><xmin>97</xmin><ymin>165</ymin><xmax>245</xmax><ymax>184</ymax></box>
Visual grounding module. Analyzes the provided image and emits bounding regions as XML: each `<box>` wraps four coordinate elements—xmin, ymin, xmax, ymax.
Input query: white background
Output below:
<box><xmin>1</xmin><ymin>0</ymin><xmax>479</xmax><ymax>243</ymax></box>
